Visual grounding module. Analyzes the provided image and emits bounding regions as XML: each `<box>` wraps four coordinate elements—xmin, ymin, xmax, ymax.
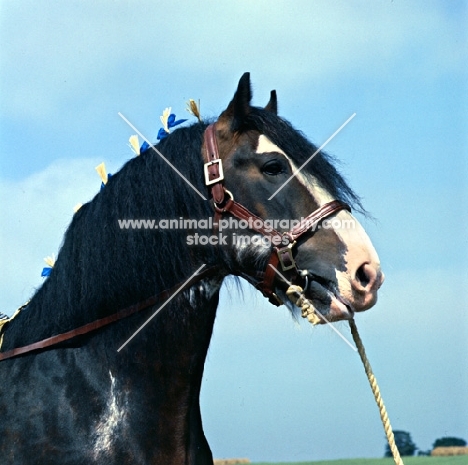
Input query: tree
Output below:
<box><xmin>384</xmin><ymin>430</ymin><xmax>417</xmax><ymax>457</ymax></box>
<box><xmin>432</xmin><ymin>437</ymin><xmax>467</xmax><ymax>448</ymax></box>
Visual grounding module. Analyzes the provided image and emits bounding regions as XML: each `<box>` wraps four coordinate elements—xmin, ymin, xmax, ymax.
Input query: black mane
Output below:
<box><xmin>4</xmin><ymin>109</ymin><xmax>363</xmax><ymax>349</ymax></box>
<box><xmin>4</xmin><ymin>121</ymin><xmax>217</xmax><ymax>349</ymax></box>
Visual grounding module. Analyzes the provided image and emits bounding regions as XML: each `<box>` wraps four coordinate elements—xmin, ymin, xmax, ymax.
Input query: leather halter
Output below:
<box><xmin>0</xmin><ymin>122</ymin><xmax>349</xmax><ymax>362</ymax></box>
<box><xmin>203</xmin><ymin>123</ymin><xmax>350</xmax><ymax>305</ymax></box>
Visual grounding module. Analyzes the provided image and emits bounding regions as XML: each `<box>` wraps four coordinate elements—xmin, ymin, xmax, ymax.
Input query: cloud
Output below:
<box><xmin>1</xmin><ymin>1</ymin><xmax>464</xmax><ymax>121</ymax></box>
<box><xmin>0</xmin><ymin>158</ymin><xmax>104</xmax><ymax>313</ymax></box>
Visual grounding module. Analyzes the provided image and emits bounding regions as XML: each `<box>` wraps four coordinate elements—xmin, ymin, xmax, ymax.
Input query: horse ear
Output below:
<box><xmin>218</xmin><ymin>72</ymin><xmax>252</xmax><ymax>132</ymax></box>
<box><xmin>265</xmin><ymin>90</ymin><xmax>278</xmax><ymax>115</ymax></box>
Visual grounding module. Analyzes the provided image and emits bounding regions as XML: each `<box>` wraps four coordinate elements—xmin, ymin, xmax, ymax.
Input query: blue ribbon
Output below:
<box><xmin>41</xmin><ymin>267</ymin><xmax>52</xmax><ymax>277</ymax></box>
<box><xmin>140</xmin><ymin>141</ymin><xmax>150</xmax><ymax>153</ymax></box>
<box><xmin>157</xmin><ymin>114</ymin><xmax>187</xmax><ymax>140</ymax></box>
<box><xmin>100</xmin><ymin>172</ymin><xmax>113</xmax><ymax>190</ymax></box>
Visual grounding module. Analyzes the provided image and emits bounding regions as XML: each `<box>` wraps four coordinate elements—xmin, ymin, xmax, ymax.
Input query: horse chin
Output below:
<box><xmin>323</xmin><ymin>293</ymin><xmax>355</xmax><ymax>323</ymax></box>
<box><xmin>303</xmin><ymin>279</ymin><xmax>355</xmax><ymax>324</ymax></box>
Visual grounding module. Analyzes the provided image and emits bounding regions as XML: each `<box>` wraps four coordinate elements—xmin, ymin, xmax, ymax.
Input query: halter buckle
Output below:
<box><xmin>204</xmin><ymin>159</ymin><xmax>224</xmax><ymax>186</ymax></box>
<box><xmin>276</xmin><ymin>241</ymin><xmax>297</xmax><ymax>271</ymax></box>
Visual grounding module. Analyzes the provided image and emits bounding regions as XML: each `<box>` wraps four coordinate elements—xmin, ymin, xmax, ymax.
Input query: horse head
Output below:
<box><xmin>207</xmin><ymin>73</ymin><xmax>383</xmax><ymax>322</ymax></box>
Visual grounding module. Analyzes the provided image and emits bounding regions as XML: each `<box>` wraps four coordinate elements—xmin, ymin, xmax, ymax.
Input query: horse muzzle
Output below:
<box><xmin>350</xmin><ymin>263</ymin><xmax>385</xmax><ymax>311</ymax></box>
<box><xmin>299</xmin><ymin>263</ymin><xmax>384</xmax><ymax>324</ymax></box>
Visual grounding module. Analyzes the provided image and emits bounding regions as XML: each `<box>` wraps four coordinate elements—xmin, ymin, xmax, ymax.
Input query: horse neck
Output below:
<box><xmin>116</xmin><ymin>277</ymin><xmax>222</xmax><ymax>376</ymax></box>
<box><xmin>97</xmin><ymin>277</ymin><xmax>223</xmax><ymax>461</ymax></box>
<box><xmin>5</xmin><ymin>161</ymin><xmax>218</xmax><ymax>349</ymax></box>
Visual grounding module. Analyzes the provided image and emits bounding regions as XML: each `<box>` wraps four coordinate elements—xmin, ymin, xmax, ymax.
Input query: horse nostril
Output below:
<box><xmin>356</xmin><ymin>264</ymin><xmax>371</xmax><ymax>287</ymax></box>
<box><xmin>353</xmin><ymin>263</ymin><xmax>379</xmax><ymax>292</ymax></box>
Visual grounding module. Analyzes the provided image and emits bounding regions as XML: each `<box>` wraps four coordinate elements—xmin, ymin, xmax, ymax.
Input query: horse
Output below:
<box><xmin>0</xmin><ymin>73</ymin><xmax>383</xmax><ymax>464</ymax></box>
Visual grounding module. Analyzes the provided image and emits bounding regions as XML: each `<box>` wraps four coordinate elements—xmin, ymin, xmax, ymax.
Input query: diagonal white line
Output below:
<box><xmin>118</xmin><ymin>112</ymin><xmax>207</xmax><ymax>200</ymax></box>
<box><xmin>270</xmin><ymin>265</ymin><xmax>357</xmax><ymax>351</ymax></box>
<box><xmin>268</xmin><ymin>113</ymin><xmax>356</xmax><ymax>200</ymax></box>
<box><xmin>117</xmin><ymin>264</ymin><xmax>207</xmax><ymax>352</ymax></box>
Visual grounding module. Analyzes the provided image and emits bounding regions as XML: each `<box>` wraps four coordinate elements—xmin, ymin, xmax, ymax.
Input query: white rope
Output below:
<box><xmin>285</xmin><ymin>284</ymin><xmax>404</xmax><ymax>465</ymax></box>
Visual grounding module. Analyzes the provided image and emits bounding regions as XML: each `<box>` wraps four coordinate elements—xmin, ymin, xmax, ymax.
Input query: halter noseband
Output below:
<box><xmin>203</xmin><ymin>123</ymin><xmax>350</xmax><ymax>305</ymax></box>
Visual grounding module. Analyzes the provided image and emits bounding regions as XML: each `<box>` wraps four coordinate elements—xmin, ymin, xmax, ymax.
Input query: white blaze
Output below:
<box><xmin>255</xmin><ymin>135</ymin><xmax>332</xmax><ymax>206</ymax></box>
<box><xmin>256</xmin><ymin>134</ymin><xmax>287</xmax><ymax>157</ymax></box>
<box><xmin>256</xmin><ymin>134</ymin><xmax>381</xmax><ymax>302</ymax></box>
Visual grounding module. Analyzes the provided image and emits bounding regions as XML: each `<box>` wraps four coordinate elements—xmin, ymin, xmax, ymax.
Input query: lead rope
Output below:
<box><xmin>285</xmin><ymin>285</ymin><xmax>404</xmax><ymax>465</ymax></box>
<box><xmin>286</xmin><ymin>285</ymin><xmax>322</xmax><ymax>325</ymax></box>
<box><xmin>348</xmin><ymin>319</ymin><xmax>404</xmax><ymax>465</ymax></box>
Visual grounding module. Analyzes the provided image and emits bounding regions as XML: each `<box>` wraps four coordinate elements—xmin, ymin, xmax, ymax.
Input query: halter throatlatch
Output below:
<box><xmin>203</xmin><ymin>123</ymin><xmax>350</xmax><ymax>311</ymax></box>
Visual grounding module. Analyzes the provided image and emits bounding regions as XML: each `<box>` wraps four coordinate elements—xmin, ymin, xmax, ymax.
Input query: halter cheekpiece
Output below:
<box><xmin>203</xmin><ymin>123</ymin><xmax>350</xmax><ymax>305</ymax></box>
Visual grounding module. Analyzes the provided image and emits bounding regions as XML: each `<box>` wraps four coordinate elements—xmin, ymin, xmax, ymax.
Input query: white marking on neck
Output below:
<box><xmin>93</xmin><ymin>371</ymin><xmax>127</xmax><ymax>458</ymax></box>
<box><xmin>256</xmin><ymin>134</ymin><xmax>332</xmax><ymax>206</ymax></box>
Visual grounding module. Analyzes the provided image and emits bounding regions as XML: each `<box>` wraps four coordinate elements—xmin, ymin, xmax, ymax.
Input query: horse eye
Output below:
<box><xmin>261</xmin><ymin>160</ymin><xmax>285</xmax><ymax>176</ymax></box>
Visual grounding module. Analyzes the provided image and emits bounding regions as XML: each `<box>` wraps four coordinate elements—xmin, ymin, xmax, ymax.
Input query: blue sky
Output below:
<box><xmin>1</xmin><ymin>1</ymin><xmax>467</xmax><ymax>462</ymax></box>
